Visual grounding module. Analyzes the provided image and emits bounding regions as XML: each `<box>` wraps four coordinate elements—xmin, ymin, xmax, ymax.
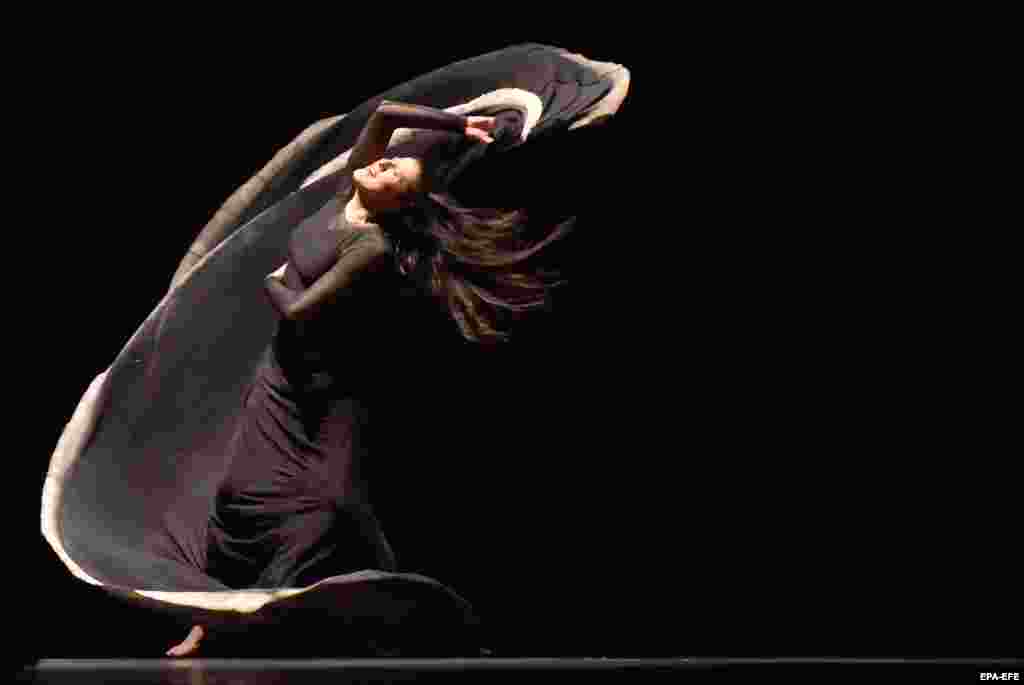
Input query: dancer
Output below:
<box><xmin>42</xmin><ymin>43</ymin><xmax>630</xmax><ymax>658</ymax></box>
<box><xmin>170</xmin><ymin>101</ymin><xmax>568</xmax><ymax>655</ymax></box>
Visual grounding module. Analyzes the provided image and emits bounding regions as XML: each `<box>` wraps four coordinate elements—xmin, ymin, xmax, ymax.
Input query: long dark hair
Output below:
<box><xmin>378</xmin><ymin>191</ymin><xmax>574</xmax><ymax>344</ymax></box>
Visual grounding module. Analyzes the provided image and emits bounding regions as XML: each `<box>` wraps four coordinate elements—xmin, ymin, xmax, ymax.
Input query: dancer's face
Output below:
<box><xmin>353</xmin><ymin>157</ymin><xmax>424</xmax><ymax>211</ymax></box>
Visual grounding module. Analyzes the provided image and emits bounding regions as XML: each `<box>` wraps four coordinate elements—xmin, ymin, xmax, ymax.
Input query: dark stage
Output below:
<box><xmin>11</xmin><ymin>12</ymin><xmax>1017</xmax><ymax>682</ymax></box>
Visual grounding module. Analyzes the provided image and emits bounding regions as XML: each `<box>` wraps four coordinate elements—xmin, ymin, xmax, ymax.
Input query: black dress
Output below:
<box><xmin>206</xmin><ymin>182</ymin><xmax>397</xmax><ymax>591</ymax></box>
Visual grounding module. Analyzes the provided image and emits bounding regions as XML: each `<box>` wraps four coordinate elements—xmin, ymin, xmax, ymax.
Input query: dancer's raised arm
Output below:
<box><xmin>345</xmin><ymin>101</ymin><xmax>492</xmax><ymax>175</ymax></box>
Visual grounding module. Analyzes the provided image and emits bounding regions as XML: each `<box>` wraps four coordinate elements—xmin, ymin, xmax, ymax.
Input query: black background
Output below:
<box><xmin>10</xmin><ymin>9</ymin><xmax>1014</xmax><ymax>666</ymax></box>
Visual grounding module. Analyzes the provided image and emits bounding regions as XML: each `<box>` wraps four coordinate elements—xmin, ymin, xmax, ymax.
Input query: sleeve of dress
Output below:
<box><xmin>377</xmin><ymin>101</ymin><xmax>468</xmax><ymax>132</ymax></box>
<box><xmin>345</xmin><ymin>101</ymin><xmax>468</xmax><ymax>173</ymax></box>
<box><xmin>264</xmin><ymin>230</ymin><xmax>391</xmax><ymax>322</ymax></box>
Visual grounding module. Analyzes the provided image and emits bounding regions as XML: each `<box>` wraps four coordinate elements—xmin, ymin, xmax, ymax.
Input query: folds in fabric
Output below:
<box><xmin>42</xmin><ymin>42</ymin><xmax>630</xmax><ymax>640</ymax></box>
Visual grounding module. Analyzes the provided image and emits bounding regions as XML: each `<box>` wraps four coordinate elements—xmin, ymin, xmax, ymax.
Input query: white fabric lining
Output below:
<box><xmin>557</xmin><ymin>50</ymin><xmax>631</xmax><ymax>131</ymax></box>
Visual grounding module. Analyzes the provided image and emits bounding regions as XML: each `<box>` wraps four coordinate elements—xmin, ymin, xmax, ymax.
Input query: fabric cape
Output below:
<box><xmin>42</xmin><ymin>43</ymin><xmax>630</xmax><ymax>643</ymax></box>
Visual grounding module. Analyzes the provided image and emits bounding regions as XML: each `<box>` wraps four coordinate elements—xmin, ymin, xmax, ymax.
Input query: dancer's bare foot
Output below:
<box><xmin>166</xmin><ymin>624</ymin><xmax>205</xmax><ymax>657</ymax></box>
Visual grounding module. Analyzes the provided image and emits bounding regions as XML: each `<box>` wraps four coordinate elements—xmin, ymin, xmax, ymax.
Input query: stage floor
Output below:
<box><xmin>21</xmin><ymin>658</ymin><xmax>691</xmax><ymax>683</ymax></box>
<box><xmin>20</xmin><ymin>658</ymin><xmax>1019</xmax><ymax>683</ymax></box>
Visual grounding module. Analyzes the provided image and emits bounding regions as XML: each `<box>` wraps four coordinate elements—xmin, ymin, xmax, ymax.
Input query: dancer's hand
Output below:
<box><xmin>465</xmin><ymin>116</ymin><xmax>496</xmax><ymax>144</ymax></box>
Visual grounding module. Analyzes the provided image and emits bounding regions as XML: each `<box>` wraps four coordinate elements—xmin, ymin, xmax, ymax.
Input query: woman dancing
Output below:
<box><xmin>42</xmin><ymin>43</ymin><xmax>630</xmax><ymax>658</ymax></box>
<box><xmin>169</xmin><ymin>102</ymin><xmax>571</xmax><ymax>655</ymax></box>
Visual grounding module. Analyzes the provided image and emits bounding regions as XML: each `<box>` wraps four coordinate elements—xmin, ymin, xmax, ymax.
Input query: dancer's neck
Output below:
<box><xmin>345</xmin><ymin>191</ymin><xmax>374</xmax><ymax>226</ymax></box>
